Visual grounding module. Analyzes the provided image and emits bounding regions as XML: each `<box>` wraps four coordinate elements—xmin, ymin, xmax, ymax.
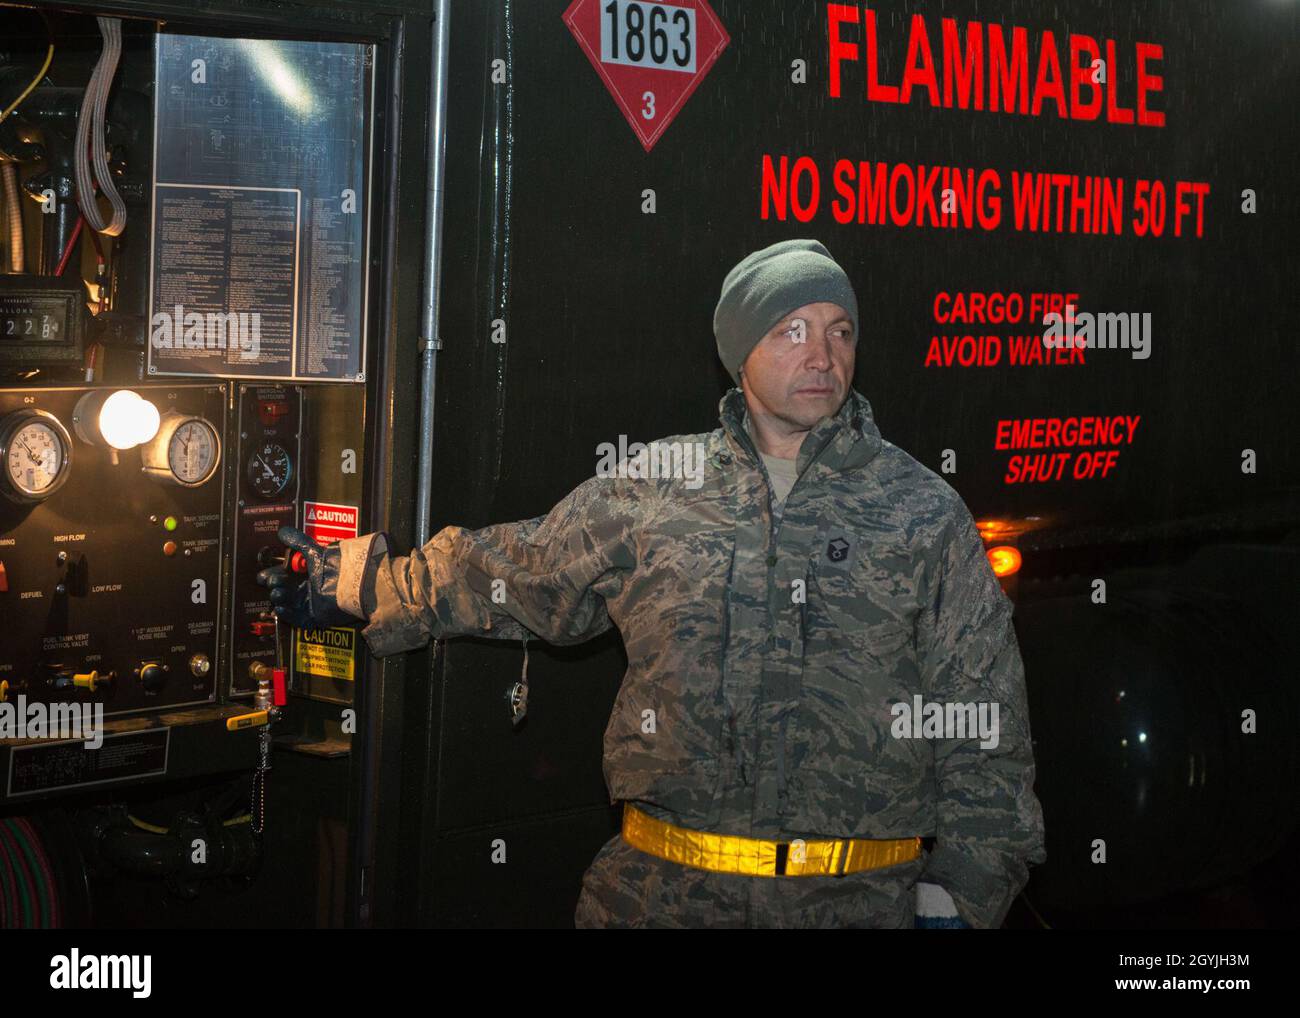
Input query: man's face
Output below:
<box><xmin>740</xmin><ymin>301</ymin><xmax>856</xmax><ymax>429</ymax></box>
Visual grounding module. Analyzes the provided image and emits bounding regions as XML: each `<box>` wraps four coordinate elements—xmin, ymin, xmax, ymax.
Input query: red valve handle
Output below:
<box><xmin>289</xmin><ymin>551</ymin><xmax>307</xmax><ymax>574</ymax></box>
<box><xmin>272</xmin><ymin>668</ymin><xmax>288</xmax><ymax>707</ymax></box>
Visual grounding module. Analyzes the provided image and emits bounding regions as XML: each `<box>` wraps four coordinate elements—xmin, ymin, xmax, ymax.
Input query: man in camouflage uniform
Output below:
<box><xmin>265</xmin><ymin>239</ymin><xmax>1046</xmax><ymax>929</ymax></box>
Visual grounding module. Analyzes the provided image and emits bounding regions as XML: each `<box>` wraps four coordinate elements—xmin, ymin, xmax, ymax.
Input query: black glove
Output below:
<box><xmin>256</xmin><ymin>525</ymin><xmax>357</xmax><ymax>630</ymax></box>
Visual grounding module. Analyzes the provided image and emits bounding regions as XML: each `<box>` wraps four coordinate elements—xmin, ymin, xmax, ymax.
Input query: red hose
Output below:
<box><xmin>54</xmin><ymin>216</ymin><xmax>84</xmax><ymax>277</ymax></box>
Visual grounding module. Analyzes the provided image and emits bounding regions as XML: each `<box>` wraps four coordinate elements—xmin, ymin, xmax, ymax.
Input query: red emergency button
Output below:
<box><xmin>258</xmin><ymin>399</ymin><xmax>290</xmax><ymax>427</ymax></box>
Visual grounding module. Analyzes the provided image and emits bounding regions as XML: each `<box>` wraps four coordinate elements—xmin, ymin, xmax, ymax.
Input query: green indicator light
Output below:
<box><xmin>163</xmin><ymin>516</ymin><xmax>179</xmax><ymax>532</ymax></box>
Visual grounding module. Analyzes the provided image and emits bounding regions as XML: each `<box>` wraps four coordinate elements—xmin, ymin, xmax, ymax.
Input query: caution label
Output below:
<box><xmin>297</xmin><ymin>501</ymin><xmax>360</xmax><ymax>683</ymax></box>
<box><xmin>296</xmin><ymin>626</ymin><xmax>356</xmax><ymax>682</ymax></box>
<box><xmin>303</xmin><ymin>501</ymin><xmax>359</xmax><ymax>544</ymax></box>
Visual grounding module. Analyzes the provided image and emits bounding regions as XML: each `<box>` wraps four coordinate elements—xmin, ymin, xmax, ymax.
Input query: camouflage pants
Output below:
<box><xmin>574</xmin><ymin>831</ymin><xmax>925</xmax><ymax>929</ymax></box>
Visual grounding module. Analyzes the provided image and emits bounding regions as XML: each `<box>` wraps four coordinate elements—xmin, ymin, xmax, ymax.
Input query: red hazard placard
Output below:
<box><xmin>302</xmin><ymin>501</ymin><xmax>359</xmax><ymax>545</ymax></box>
<box><xmin>563</xmin><ymin>0</ymin><xmax>730</xmax><ymax>152</ymax></box>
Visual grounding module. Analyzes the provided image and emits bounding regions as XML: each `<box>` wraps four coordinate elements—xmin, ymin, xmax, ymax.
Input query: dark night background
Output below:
<box><xmin>423</xmin><ymin>0</ymin><xmax>1299</xmax><ymax>927</ymax></box>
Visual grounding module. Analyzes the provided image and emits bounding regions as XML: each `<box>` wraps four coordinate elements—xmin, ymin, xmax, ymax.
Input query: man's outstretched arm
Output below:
<box><xmin>915</xmin><ymin>507</ymin><xmax>1048</xmax><ymax>929</ymax></box>
<box><xmin>277</xmin><ymin>473</ymin><xmax>644</xmax><ymax>657</ymax></box>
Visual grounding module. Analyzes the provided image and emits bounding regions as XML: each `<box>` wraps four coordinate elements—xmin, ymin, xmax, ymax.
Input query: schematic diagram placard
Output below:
<box><xmin>148</xmin><ymin>33</ymin><xmax>374</xmax><ymax>382</ymax></box>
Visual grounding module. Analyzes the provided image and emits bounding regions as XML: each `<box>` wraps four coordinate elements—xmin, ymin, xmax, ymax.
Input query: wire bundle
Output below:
<box><xmin>74</xmin><ymin>16</ymin><xmax>127</xmax><ymax>237</ymax></box>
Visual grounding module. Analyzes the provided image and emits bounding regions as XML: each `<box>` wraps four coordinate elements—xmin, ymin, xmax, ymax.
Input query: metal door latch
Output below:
<box><xmin>507</xmin><ymin>637</ymin><xmax>529</xmax><ymax>726</ymax></box>
<box><xmin>507</xmin><ymin>681</ymin><xmax>528</xmax><ymax>725</ymax></box>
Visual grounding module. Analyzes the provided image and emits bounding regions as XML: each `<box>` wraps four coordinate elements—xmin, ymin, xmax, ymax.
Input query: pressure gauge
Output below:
<box><xmin>141</xmin><ymin>412</ymin><xmax>222</xmax><ymax>487</ymax></box>
<box><xmin>0</xmin><ymin>409</ymin><xmax>74</xmax><ymax>503</ymax></box>
<box><xmin>247</xmin><ymin>441</ymin><xmax>293</xmax><ymax>500</ymax></box>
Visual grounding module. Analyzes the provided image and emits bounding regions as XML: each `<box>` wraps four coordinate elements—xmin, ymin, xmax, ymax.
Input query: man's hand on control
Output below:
<box><xmin>256</xmin><ymin>525</ymin><xmax>357</xmax><ymax>630</ymax></box>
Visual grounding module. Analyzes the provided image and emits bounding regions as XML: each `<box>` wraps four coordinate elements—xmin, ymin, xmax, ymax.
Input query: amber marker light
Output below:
<box><xmin>987</xmin><ymin>545</ymin><xmax>1022</xmax><ymax>577</ymax></box>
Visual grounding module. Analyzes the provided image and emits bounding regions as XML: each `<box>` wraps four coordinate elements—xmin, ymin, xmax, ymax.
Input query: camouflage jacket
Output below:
<box><xmin>335</xmin><ymin>387</ymin><xmax>1047</xmax><ymax>928</ymax></box>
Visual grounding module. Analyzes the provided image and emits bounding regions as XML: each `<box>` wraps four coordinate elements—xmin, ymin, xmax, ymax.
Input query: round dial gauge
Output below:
<box><xmin>167</xmin><ymin>418</ymin><xmax>220</xmax><ymax>485</ymax></box>
<box><xmin>1</xmin><ymin>410</ymin><xmax>73</xmax><ymax>503</ymax></box>
<box><xmin>247</xmin><ymin>442</ymin><xmax>292</xmax><ymax>500</ymax></box>
<box><xmin>140</xmin><ymin>412</ymin><xmax>222</xmax><ymax>488</ymax></box>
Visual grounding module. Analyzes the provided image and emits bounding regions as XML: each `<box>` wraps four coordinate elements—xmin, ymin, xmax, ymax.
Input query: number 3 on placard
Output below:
<box><xmin>641</xmin><ymin>91</ymin><xmax>655</xmax><ymax>120</ymax></box>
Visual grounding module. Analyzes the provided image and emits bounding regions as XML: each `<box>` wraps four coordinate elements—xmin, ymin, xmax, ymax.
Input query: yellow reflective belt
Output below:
<box><xmin>621</xmin><ymin>804</ymin><xmax>922</xmax><ymax>877</ymax></box>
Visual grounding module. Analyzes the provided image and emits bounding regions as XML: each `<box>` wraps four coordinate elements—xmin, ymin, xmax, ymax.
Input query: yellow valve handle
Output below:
<box><xmin>226</xmin><ymin>710</ymin><xmax>269</xmax><ymax>731</ymax></box>
<box><xmin>72</xmin><ymin>671</ymin><xmax>103</xmax><ymax>692</ymax></box>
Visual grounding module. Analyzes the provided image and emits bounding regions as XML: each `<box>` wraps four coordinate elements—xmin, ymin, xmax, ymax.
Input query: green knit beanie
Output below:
<box><xmin>713</xmin><ymin>238</ymin><xmax>859</xmax><ymax>384</ymax></box>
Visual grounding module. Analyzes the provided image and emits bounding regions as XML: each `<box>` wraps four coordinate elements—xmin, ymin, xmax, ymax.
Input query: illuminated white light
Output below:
<box><xmin>98</xmin><ymin>390</ymin><xmax>160</xmax><ymax>449</ymax></box>
<box><xmin>1138</xmin><ymin>732</ymin><xmax>1147</xmax><ymax>744</ymax></box>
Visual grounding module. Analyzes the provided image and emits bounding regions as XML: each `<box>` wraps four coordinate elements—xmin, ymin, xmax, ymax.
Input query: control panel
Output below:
<box><xmin>0</xmin><ymin>14</ymin><xmax>373</xmax><ymax>832</ymax></box>
<box><xmin>0</xmin><ymin>384</ymin><xmax>226</xmax><ymax>714</ymax></box>
<box><xmin>229</xmin><ymin>385</ymin><xmax>304</xmax><ymax>696</ymax></box>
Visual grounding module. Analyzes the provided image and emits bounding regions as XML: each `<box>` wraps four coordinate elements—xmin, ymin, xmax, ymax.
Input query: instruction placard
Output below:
<box><xmin>148</xmin><ymin>33</ymin><xmax>374</xmax><ymax>381</ymax></box>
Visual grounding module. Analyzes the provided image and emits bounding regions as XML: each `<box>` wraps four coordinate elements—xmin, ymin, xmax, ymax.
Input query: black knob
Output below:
<box><xmin>137</xmin><ymin>662</ymin><xmax>167</xmax><ymax>692</ymax></box>
<box><xmin>256</xmin><ymin>545</ymin><xmax>283</xmax><ymax>568</ymax></box>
